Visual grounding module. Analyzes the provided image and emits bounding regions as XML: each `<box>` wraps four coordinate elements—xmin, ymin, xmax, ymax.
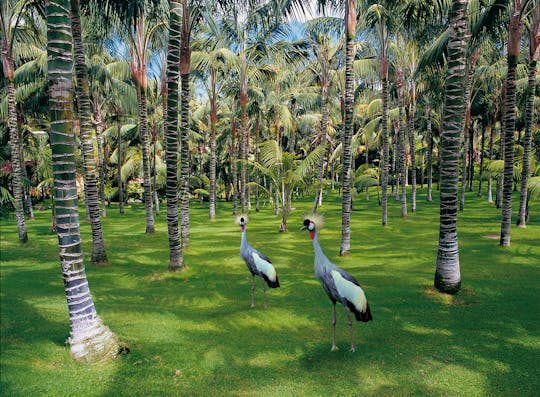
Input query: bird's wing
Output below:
<box><xmin>252</xmin><ymin>251</ymin><xmax>277</xmax><ymax>281</ymax></box>
<box><xmin>320</xmin><ymin>271</ymin><xmax>340</xmax><ymax>302</ymax></box>
<box><xmin>333</xmin><ymin>266</ymin><xmax>360</xmax><ymax>287</ymax></box>
<box><xmin>330</xmin><ymin>269</ymin><xmax>368</xmax><ymax>313</ymax></box>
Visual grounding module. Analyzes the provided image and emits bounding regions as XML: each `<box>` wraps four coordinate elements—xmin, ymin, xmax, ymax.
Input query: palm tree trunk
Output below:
<box><xmin>426</xmin><ymin>103</ymin><xmax>433</xmax><ymax>202</ymax></box>
<box><xmin>165</xmin><ymin>0</ymin><xmax>184</xmax><ymax>270</ymax></box>
<box><xmin>255</xmin><ymin>113</ymin><xmax>261</xmax><ymax>212</ymax></box>
<box><xmin>396</xmin><ymin>69</ymin><xmax>407</xmax><ymax>218</ymax></box>
<box><xmin>117</xmin><ymin>119</ymin><xmax>124</xmax><ymax>214</ymax></box>
<box><xmin>500</xmin><ymin>0</ymin><xmax>525</xmax><ymax>247</ymax></box>
<box><xmin>209</xmin><ymin>71</ymin><xmax>218</xmax><ymax>220</ymax></box>
<box><xmin>381</xmin><ymin>56</ymin><xmax>390</xmax><ymax>224</ymax></box>
<box><xmin>94</xmin><ymin>103</ymin><xmax>107</xmax><ymax>217</ymax></box>
<box><xmin>407</xmin><ymin>85</ymin><xmax>417</xmax><ymax>213</ymax></box>
<box><xmin>313</xmin><ymin>79</ymin><xmax>329</xmax><ymax>213</ymax></box>
<box><xmin>517</xmin><ymin>11</ymin><xmax>539</xmax><ymax>226</ymax></box>
<box><xmin>231</xmin><ymin>115</ymin><xmax>238</xmax><ymax>216</ymax></box>
<box><xmin>47</xmin><ymin>0</ymin><xmax>119</xmax><ymax>361</ymax></box>
<box><xmin>71</xmin><ymin>0</ymin><xmax>107</xmax><ymax>264</ymax></box>
<box><xmin>2</xmin><ymin>37</ymin><xmax>27</xmax><ymax>243</ymax></box>
<box><xmin>477</xmin><ymin>124</ymin><xmax>486</xmax><ymax>197</ymax></box>
<box><xmin>179</xmin><ymin>0</ymin><xmax>191</xmax><ymax>248</ymax></box>
<box><xmin>340</xmin><ymin>0</ymin><xmax>356</xmax><ymax>256</ymax></box>
<box><xmin>459</xmin><ymin>124</ymin><xmax>468</xmax><ymax>211</ymax></box>
<box><xmin>434</xmin><ymin>0</ymin><xmax>468</xmax><ymax>295</ymax></box>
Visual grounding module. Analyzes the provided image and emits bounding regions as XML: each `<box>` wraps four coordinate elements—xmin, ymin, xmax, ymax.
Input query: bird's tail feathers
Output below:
<box><xmin>347</xmin><ymin>300</ymin><xmax>373</xmax><ymax>322</ymax></box>
<box><xmin>261</xmin><ymin>273</ymin><xmax>280</xmax><ymax>288</ymax></box>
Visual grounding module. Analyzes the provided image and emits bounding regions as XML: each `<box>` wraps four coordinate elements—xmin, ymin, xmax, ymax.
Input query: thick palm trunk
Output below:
<box><xmin>2</xmin><ymin>37</ymin><xmax>27</xmax><ymax>243</ymax></box>
<box><xmin>313</xmin><ymin>80</ymin><xmax>329</xmax><ymax>213</ymax></box>
<box><xmin>500</xmin><ymin>1</ymin><xmax>525</xmax><ymax>246</ymax></box>
<box><xmin>179</xmin><ymin>2</ymin><xmax>191</xmax><ymax>248</ymax></box>
<box><xmin>71</xmin><ymin>0</ymin><xmax>107</xmax><ymax>264</ymax></box>
<box><xmin>381</xmin><ymin>61</ymin><xmax>389</xmax><ymax>223</ymax></box>
<box><xmin>434</xmin><ymin>0</ymin><xmax>468</xmax><ymax>295</ymax></box>
<box><xmin>517</xmin><ymin>10</ymin><xmax>539</xmax><ymax>226</ymax></box>
<box><xmin>426</xmin><ymin>104</ymin><xmax>434</xmax><ymax>202</ymax></box>
<box><xmin>164</xmin><ymin>1</ymin><xmax>184</xmax><ymax>270</ymax></box>
<box><xmin>340</xmin><ymin>0</ymin><xmax>356</xmax><ymax>256</ymax></box>
<box><xmin>47</xmin><ymin>0</ymin><xmax>118</xmax><ymax>361</ymax></box>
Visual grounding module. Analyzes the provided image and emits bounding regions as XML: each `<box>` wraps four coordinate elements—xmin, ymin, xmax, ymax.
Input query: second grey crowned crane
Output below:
<box><xmin>301</xmin><ymin>218</ymin><xmax>372</xmax><ymax>352</ymax></box>
<box><xmin>239</xmin><ymin>216</ymin><xmax>280</xmax><ymax>308</ymax></box>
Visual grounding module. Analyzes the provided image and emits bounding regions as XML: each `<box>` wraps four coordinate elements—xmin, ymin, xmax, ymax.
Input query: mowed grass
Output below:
<box><xmin>1</xmin><ymin>188</ymin><xmax>539</xmax><ymax>397</ymax></box>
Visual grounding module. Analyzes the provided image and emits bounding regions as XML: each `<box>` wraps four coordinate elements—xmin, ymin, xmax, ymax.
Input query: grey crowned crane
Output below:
<box><xmin>301</xmin><ymin>217</ymin><xmax>372</xmax><ymax>352</ymax></box>
<box><xmin>238</xmin><ymin>216</ymin><xmax>280</xmax><ymax>308</ymax></box>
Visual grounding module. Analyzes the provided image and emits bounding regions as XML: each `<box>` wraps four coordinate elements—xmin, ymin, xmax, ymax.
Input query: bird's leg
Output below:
<box><xmin>347</xmin><ymin>312</ymin><xmax>355</xmax><ymax>352</ymax></box>
<box><xmin>262</xmin><ymin>280</ymin><xmax>268</xmax><ymax>309</ymax></box>
<box><xmin>250</xmin><ymin>274</ymin><xmax>255</xmax><ymax>308</ymax></box>
<box><xmin>331</xmin><ymin>302</ymin><xmax>338</xmax><ymax>351</ymax></box>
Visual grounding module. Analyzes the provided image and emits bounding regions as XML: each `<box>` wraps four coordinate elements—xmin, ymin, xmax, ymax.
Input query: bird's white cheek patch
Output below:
<box><xmin>331</xmin><ymin>270</ymin><xmax>367</xmax><ymax>312</ymax></box>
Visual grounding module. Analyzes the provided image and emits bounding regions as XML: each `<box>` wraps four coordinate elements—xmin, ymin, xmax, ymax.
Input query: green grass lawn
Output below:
<box><xmin>1</xmin><ymin>189</ymin><xmax>539</xmax><ymax>397</ymax></box>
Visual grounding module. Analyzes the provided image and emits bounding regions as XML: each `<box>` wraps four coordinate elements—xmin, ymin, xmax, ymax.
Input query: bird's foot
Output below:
<box><xmin>331</xmin><ymin>345</ymin><xmax>339</xmax><ymax>352</ymax></box>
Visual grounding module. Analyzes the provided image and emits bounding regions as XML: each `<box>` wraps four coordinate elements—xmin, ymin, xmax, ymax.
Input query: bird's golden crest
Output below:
<box><xmin>303</xmin><ymin>212</ymin><xmax>325</xmax><ymax>230</ymax></box>
<box><xmin>234</xmin><ymin>214</ymin><xmax>250</xmax><ymax>226</ymax></box>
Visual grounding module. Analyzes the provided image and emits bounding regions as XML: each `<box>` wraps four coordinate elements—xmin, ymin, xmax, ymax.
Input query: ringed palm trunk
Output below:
<box><xmin>71</xmin><ymin>0</ymin><xmax>107</xmax><ymax>264</ymax></box>
<box><xmin>239</xmin><ymin>36</ymin><xmax>248</xmax><ymax>214</ymax></box>
<box><xmin>434</xmin><ymin>0</ymin><xmax>468</xmax><ymax>295</ymax></box>
<box><xmin>407</xmin><ymin>83</ymin><xmax>417</xmax><ymax>213</ymax></box>
<box><xmin>500</xmin><ymin>0</ymin><xmax>525</xmax><ymax>246</ymax></box>
<box><xmin>137</xmin><ymin>83</ymin><xmax>155</xmax><ymax>233</ymax></box>
<box><xmin>179</xmin><ymin>0</ymin><xmax>191</xmax><ymax>249</ymax></box>
<box><xmin>313</xmin><ymin>78</ymin><xmax>329</xmax><ymax>213</ymax></box>
<box><xmin>426</xmin><ymin>103</ymin><xmax>434</xmax><ymax>202</ymax></box>
<box><xmin>381</xmin><ymin>56</ymin><xmax>389</xmax><ymax>224</ymax></box>
<box><xmin>165</xmin><ymin>0</ymin><xmax>184</xmax><ymax>270</ymax></box>
<box><xmin>117</xmin><ymin>119</ymin><xmax>125</xmax><ymax>214</ymax></box>
<box><xmin>340</xmin><ymin>0</ymin><xmax>356</xmax><ymax>256</ymax></box>
<box><xmin>47</xmin><ymin>0</ymin><xmax>119</xmax><ymax>361</ymax></box>
<box><xmin>517</xmin><ymin>8</ymin><xmax>539</xmax><ymax>227</ymax></box>
<box><xmin>2</xmin><ymin>37</ymin><xmax>27</xmax><ymax>243</ymax></box>
<box><xmin>209</xmin><ymin>70</ymin><xmax>218</xmax><ymax>221</ymax></box>
<box><xmin>396</xmin><ymin>68</ymin><xmax>407</xmax><ymax>218</ymax></box>
<box><xmin>94</xmin><ymin>102</ymin><xmax>107</xmax><ymax>217</ymax></box>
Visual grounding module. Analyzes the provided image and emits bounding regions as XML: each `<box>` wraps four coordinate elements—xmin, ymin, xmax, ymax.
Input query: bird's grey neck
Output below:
<box><xmin>312</xmin><ymin>231</ymin><xmax>331</xmax><ymax>272</ymax></box>
<box><xmin>241</xmin><ymin>229</ymin><xmax>248</xmax><ymax>249</ymax></box>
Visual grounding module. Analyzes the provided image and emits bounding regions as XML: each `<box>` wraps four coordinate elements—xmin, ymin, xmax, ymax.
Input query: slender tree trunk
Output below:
<box><xmin>19</xmin><ymin>137</ymin><xmax>34</xmax><ymax>220</ymax></box>
<box><xmin>239</xmin><ymin>32</ymin><xmax>248</xmax><ymax>214</ymax></box>
<box><xmin>117</xmin><ymin>120</ymin><xmax>124</xmax><ymax>214</ymax></box>
<box><xmin>477</xmin><ymin>124</ymin><xmax>486</xmax><ymax>197</ymax></box>
<box><xmin>434</xmin><ymin>0</ymin><xmax>468</xmax><ymax>295</ymax></box>
<box><xmin>467</xmin><ymin>126</ymin><xmax>474</xmax><ymax>191</ymax></box>
<box><xmin>165</xmin><ymin>1</ymin><xmax>184</xmax><ymax>270</ymax></box>
<box><xmin>2</xmin><ymin>36</ymin><xmax>27</xmax><ymax>243</ymax></box>
<box><xmin>396</xmin><ymin>69</ymin><xmax>407</xmax><ymax>218</ymax></box>
<box><xmin>500</xmin><ymin>1</ymin><xmax>525</xmax><ymax>247</ymax></box>
<box><xmin>407</xmin><ymin>83</ymin><xmax>417</xmax><ymax>213</ymax></box>
<box><xmin>209</xmin><ymin>71</ymin><xmax>218</xmax><ymax>220</ymax></box>
<box><xmin>231</xmin><ymin>116</ymin><xmax>239</xmax><ymax>216</ymax></box>
<box><xmin>393</xmin><ymin>125</ymin><xmax>400</xmax><ymax>201</ymax></box>
<box><xmin>94</xmin><ymin>104</ymin><xmax>107</xmax><ymax>217</ymax></box>
<box><xmin>313</xmin><ymin>79</ymin><xmax>329</xmax><ymax>213</ymax></box>
<box><xmin>459</xmin><ymin>124</ymin><xmax>468</xmax><ymax>211</ymax></box>
<box><xmin>47</xmin><ymin>0</ymin><xmax>119</xmax><ymax>361</ymax></box>
<box><xmin>340</xmin><ymin>0</ymin><xmax>356</xmax><ymax>256</ymax></box>
<box><xmin>381</xmin><ymin>56</ymin><xmax>389</xmax><ymax>224</ymax></box>
<box><xmin>517</xmin><ymin>9</ymin><xmax>539</xmax><ymax>226</ymax></box>
<box><xmin>71</xmin><ymin>0</ymin><xmax>107</xmax><ymax>264</ymax></box>
<box><xmin>255</xmin><ymin>113</ymin><xmax>261</xmax><ymax>212</ymax></box>
<box><xmin>426</xmin><ymin>103</ymin><xmax>434</xmax><ymax>202</ymax></box>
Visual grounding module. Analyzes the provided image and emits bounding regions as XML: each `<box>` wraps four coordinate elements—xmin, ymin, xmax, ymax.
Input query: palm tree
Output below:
<box><xmin>1</xmin><ymin>0</ymin><xmax>37</xmax><ymax>243</ymax></box>
<box><xmin>500</xmin><ymin>0</ymin><xmax>526</xmax><ymax>247</ymax></box>
<box><xmin>517</xmin><ymin>0</ymin><xmax>539</xmax><ymax>227</ymax></box>
<box><xmin>304</xmin><ymin>17</ymin><xmax>343</xmax><ymax>213</ymax></box>
<box><xmin>339</xmin><ymin>0</ymin><xmax>357</xmax><ymax>256</ymax></box>
<box><xmin>164</xmin><ymin>0</ymin><xmax>184</xmax><ymax>271</ymax></box>
<box><xmin>434</xmin><ymin>0</ymin><xmax>469</xmax><ymax>295</ymax></box>
<box><xmin>71</xmin><ymin>0</ymin><xmax>107</xmax><ymax>264</ymax></box>
<box><xmin>46</xmin><ymin>0</ymin><xmax>119</xmax><ymax>361</ymax></box>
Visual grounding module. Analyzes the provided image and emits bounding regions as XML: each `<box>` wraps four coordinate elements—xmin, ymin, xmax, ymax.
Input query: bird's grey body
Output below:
<box><xmin>303</xmin><ymin>218</ymin><xmax>372</xmax><ymax>351</ymax></box>
<box><xmin>239</xmin><ymin>218</ymin><xmax>279</xmax><ymax>308</ymax></box>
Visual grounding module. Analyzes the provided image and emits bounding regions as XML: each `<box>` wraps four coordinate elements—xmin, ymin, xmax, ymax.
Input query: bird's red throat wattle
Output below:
<box><xmin>310</xmin><ymin>230</ymin><xmax>315</xmax><ymax>240</ymax></box>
